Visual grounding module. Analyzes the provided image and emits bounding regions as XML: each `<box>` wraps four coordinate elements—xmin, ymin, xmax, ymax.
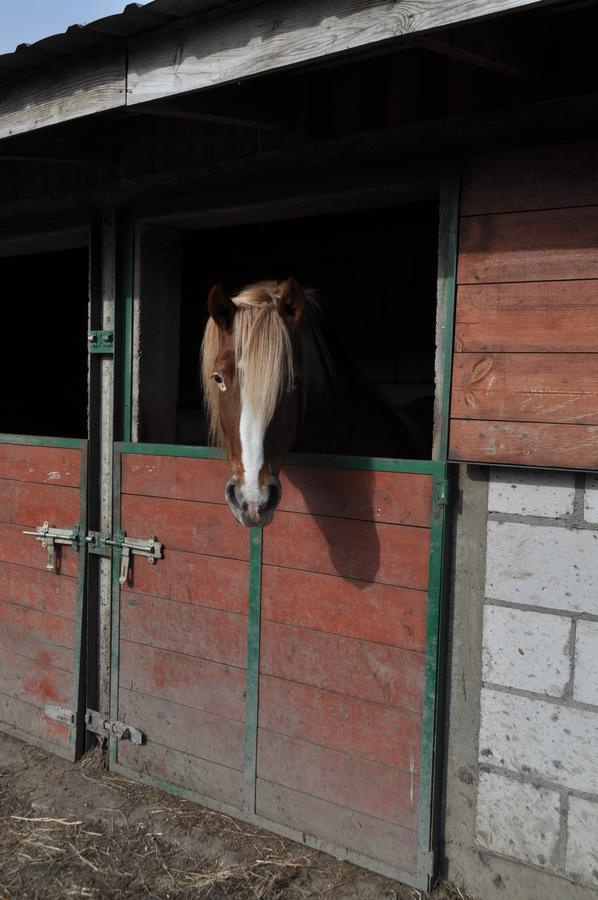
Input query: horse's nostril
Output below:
<box><xmin>242</xmin><ymin>501</ymin><xmax>248</xmax><ymax>512</ymax></box>
<box><xmin>226</xmin><ymin>481</ymin><xmax>239</xmax><ymax>508</ymax></box>
<box><xmin>265</xmin><ymin>482</ymin><xmax>281</xmax><ymax>511</ymax></box>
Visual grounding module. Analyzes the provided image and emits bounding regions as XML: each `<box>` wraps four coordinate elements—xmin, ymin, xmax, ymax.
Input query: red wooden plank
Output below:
<box><xmin>0</xmin><ymin>692</ymin><xmax>70</xmax><ymax>749</ymax></box>
<box><xmin>0</xmin><ymin>599</ymin><xmax>74</xmax><ymax>646</ymax></box>
<box><xmin>118</xmin><ymin>741</ymin><xmax>244</xmax><ymax>810</ymax></box>
<box><xmin>0</xmin><ymin>601</ymin><xmax>74</xmax><ymax>671</ymax></box>
<box><xmin>257</xmin><ymin>730</ymin><xmax>418</xmax><ymax>827</ymax></box>
<box><xmin>0</xmin><ymin>560</ymin><xmax>77</xmax><ymax>616</ymax></box>
<box><xmin>259</xmin><ymin>675</ymin><xmax>421</xmax><ymax>772</ymax></box>
<box><xmin>0</xmin><ymin>524</ymin><xmax>79</xmax><ymax>577</ymax></box>
<box><xmin>121</xmin><ymin>592</ymin><xmax>246</xmax><ymax>668</ymax></box>
<box><xmin>261</xmin><ymin>565</ymin><xmax>427</xmax><ymax>652</ymax></box>
<box><xmin>458</xmin><ymin>206</ymin><xmax>598</xmax><ymax>284</ymax></box>
<box><xmin>0</xmin><ymin>624</ymin><xmax>72</xmax><ymax>672</ymax></box>
<box><xmin>454</xmin><ymin>282</ymin><xmax>598</xmax><ymax>353</ymax></box>
<box><xmin>119</xmin><ymin>687</ymin><xmax>244</xmax><ymax>770</ymax></box>
<box><xmin>461</xmin><ymin>142</ymin><xmax>598</xmax><ymax>216</ymax></box>
<box><xmin>260</xmin><ymin>621</ymin><xmax>424</xmax><ymax>712</ymax></box>
<box><xmin>256</xmin><ymin>779</ymin><xmax>418</xmax><ymax>872</ymax></box>
<box><xmin>121</xmin><ymin>494</ymin><xmax>248</xmax><ymax>561</ymax></box>
<box><xmin>449</xmin><ymin>419</ymin><xmax>598</xmax><ymax>469</ymax></box>
<box><xmin>0</xmin><ymin>444</ymin><xmax>80</xmax><ymax>488</ymax></box>
<box><xmin>452</xmin><ymin>352</ymin><xmax>598</xmax><ymax>425</ymax></box>
<box><xmin>0</xmin><ymin>480</ymin><xmax>80</xmax><ymax>528</ymax></box>
<box><xmin>262</xmin><ymin>511</ymin><xmax>430</xmax><ymax>589</ymax></box>
<box><xmin>0</xmin><ymin>649</ymin><xmax>72</xmax><ymax>708</ymax></box>
<box><xmin>126</xmin><ymin>548</ymin><xmax>248</xmax><ymax>615</ymax></box>
<box><xmin>278</xmin><ymin>466</ymin><xmax>433</xmax><ymax>526</ymax></box>
<box><xmin>122</xmin><ymin>455</ymin><xmax>230</xmax><ymax>504</ymax></box>
<box><xmin>119</xmin><ymin>641</ymin><xmax>246</xmax><ymax>721</ymax></box>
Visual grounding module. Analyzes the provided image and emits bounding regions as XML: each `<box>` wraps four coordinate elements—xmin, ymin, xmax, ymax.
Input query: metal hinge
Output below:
<box><xmin>105</xmin><ymin>532</ymin><xmax>163</xmax><ymax>584</ymax></box>
<box><xmin>23</xmin><ymin>522</ymin><xmax>80</xmax><ymax>572</ymax></box>
<box><xmin>44</xmin><ymin>704</ymin><xmax>77</xmax><ymax>726</ymax></box>
<box><xmin>88</xmin><ymin>330</ymin><xmax>114</xmax><ymax>354</ymax></box>
<box><xmin>433</xmin><ymin>477</ymin><xmax>450</xmax><ymax>508</ymax></box>
<box><xmin>85</xmin><ymin>709</ymin><xmax>144</xmax><ymax>745</ymax></box>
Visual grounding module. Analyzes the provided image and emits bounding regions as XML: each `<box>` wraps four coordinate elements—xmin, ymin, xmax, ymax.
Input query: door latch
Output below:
<box><xmin>85</xmin><ymin>708</ymin><xmax>144</xmax><ymax>744</ymax></box>
<box><xmin>104</xmin><ymin>532</ymin><xmax>163</xmax><ymax>584</ymax></box>
<box><xmin>23</xmin><ymin>522</ymin><xmax>80</xmax><ymax>572</ymax></box>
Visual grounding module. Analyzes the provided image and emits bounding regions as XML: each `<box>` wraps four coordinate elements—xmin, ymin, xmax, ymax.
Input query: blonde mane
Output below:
<box><xmin>201</xmin><ymin>280</ymin><xmax>330</xmax><ymax>446</ymax></box>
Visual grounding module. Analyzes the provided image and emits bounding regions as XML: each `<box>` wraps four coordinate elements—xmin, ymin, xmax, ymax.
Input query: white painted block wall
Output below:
<box><xmin>476</xmin><ymin>468</ymin><xmax>598</xmax><ymax>890</ymax></box>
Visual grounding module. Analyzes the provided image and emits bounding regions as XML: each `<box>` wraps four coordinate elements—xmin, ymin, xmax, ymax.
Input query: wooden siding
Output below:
<box><xmin>256</xmin><ymin>462</ymin><xmax>430</xmax><ymax>874</ymax></box>
<box><xmin>0</xmin><ymin>443</ymin><xmax>82</xmax><ymax>755</ymax></box>
<box><xmin>450</xmin><ymin>140</ymin><xmax>598</xmax><ymax>469</ymax></box>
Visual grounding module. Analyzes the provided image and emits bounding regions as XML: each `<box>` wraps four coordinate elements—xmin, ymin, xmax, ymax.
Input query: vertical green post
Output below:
<box><xmin>416</xmin><ymin>468</ymin><xmax>451</xmax><ymax>887</ymax></box>
<box><xmin>243</xmin><ymin>527</ymin><xmax>263</xmax><ymax>814</ymax></box>
<box><xmin>435</xmin><ymin>173</ymin><xmax>460</xmax><ymax>462</ymax></box>
<box><xmin>108</xmin><ymin>447</ymin><xmax>123</xmax><ymax>770</ymax></box>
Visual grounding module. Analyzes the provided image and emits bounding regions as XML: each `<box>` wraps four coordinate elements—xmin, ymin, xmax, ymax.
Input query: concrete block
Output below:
<box><xmin>573</xmin><ymin>620</ymin><xmax>598</xmax><ymax>706</ymax></box>
<box><xmin>479</xmin><ymin>688</ymin><xmax>598</xmax><ymax>794</ymax></box>
<box><xmin>489</xmin><ymin>468</ymin><xmax>575</xmax><ymax>518</ymax></box>
<box><xmin>566</xmin><ymin>796</ymin><xmax>598</xmax><ymax>886</ymax></box>
<box><xmin>476</xmin><ymin>771</ymin><xmax>561</xmax><ymax>868</ymax></box>
<box><xmin>584</xmin><ymin>475</ymin><xmax>598</xmax><ymax>524</ymax></box>
<box><xmin>482</xmin><ymin>605</ymin><xmax>571</xmax><ymax>697</ymax></box>
<box><xmin>486</xmin><ymin>521</ymin><xmax>598</xmax><ymax>615</ymax></box>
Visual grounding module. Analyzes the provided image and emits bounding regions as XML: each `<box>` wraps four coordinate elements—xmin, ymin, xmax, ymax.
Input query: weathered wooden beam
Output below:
<box><xmin>136</xmin><ymin>104</ymin><xmax>282</xmax><ymax>131</ymax></box>
<box><xmin>415</xmin><ymin>36</ymin><xmax>531</xmax><ymax>79</ymax></box>
<box><xmin>127</xmin><ymin>0</ymin><xmax>558</xmax><ymax>105</ymax></box>
<box><xmin>0</xmin><ymin>154</ymin><xmax>101</xmax><ymax>164</ymax></box>
<box><xmin>0</xmin><ymin>49</ymin><xmax>126</xmax><ymax>141</ymax></box>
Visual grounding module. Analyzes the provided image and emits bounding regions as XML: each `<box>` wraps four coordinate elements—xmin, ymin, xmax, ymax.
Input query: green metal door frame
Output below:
<box><xmin>111</xmin><ymin>165</ymin><xmax>460</xmax><ymax>890</ymax></box>
<box><xmin>110</xmin><ymin>444</ymin><xmax>448</xmax><ymax>889</ymax></box>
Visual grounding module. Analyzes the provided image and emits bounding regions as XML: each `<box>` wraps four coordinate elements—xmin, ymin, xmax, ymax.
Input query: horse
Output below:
<box><xmin>201</xmin><ymin>277</ymin><xmax>330</xmax><ymax>527</ymax></box>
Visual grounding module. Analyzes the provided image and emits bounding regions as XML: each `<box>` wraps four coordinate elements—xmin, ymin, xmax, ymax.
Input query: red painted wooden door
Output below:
<box><xmin>256</xmin><ymin>463</ymin><xmax>432</xmax><ymax>875</ymax></box>
<box><xmin>0</xmin><ymin>438</ymin><xmax>87</xmax><ymax>760</ymax></box>
<box><xmin>111</xmin><ymin>446</ymin><xmax>442</xmax><ymax>887</ymax></box>
<box><xmin>114</xmin><ymin>452</ymin><xmax>249</xmax><ymax>812</ymax></box>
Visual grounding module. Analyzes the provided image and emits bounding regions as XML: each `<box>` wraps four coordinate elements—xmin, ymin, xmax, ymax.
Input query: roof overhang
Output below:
<box><xmin>0</xmin><ymin>0</ymin><xmax>564</xmax><ymax>142</ymax></box>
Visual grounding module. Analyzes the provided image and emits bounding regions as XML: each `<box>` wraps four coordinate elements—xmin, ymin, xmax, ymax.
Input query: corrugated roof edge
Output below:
<box><xmin>0</xmin><ymin>0</ymin><xmax>234</xmax><ymax>81</ymax></box>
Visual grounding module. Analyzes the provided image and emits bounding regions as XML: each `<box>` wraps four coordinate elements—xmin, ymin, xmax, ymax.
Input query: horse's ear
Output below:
<box><xmin>277</xmin><ymin>277</ymin><xmax>305</xmax><ymax>330</ymax></box>
<box><xmin>208</xmin><ymin>284</ymin><xmax>236</xmax><ymax>333</ymax></box>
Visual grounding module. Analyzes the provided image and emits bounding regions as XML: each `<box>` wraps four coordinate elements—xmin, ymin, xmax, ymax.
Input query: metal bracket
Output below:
<box><xmin>85</xmin><ymin>531</ymin><xmax>112</xmax><ymax>558</ymax></box>
<box><xmin>88</xmin><ymin>330</ymin><xmax>114</xmax><ymax>354</ymax></box>
<box><xmin>85</xmin><ymin>708</ymin><xmax>144</xmax><ymax>745</ymax></box>
<box><xmin>44</xmin><ymin>704</ymin><xmax>77</xmax><ymax>726</ymax></box>
<box><xmin>106</xmin><ymin>531</ymin><xmax>163</xmax><ymax>584</ymax></box>
<box><xmin>433</xmin><ymin>478</ymin><xmax>450</xmax><ymax>507</ymax></box>
<box><xmin>23</xmin><ymin>522</ymin><xmax>80</xmax><ymax>572</ymax></box>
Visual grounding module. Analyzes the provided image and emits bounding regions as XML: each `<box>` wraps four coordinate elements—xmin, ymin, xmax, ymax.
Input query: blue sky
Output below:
<box><xmin>0</xmin><ymin>1</ymin><xmax>150</xmax><ymax>53</ymax></box>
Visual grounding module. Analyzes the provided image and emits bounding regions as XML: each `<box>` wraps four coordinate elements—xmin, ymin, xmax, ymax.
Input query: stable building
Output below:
<box><xmin>1</xmin><ymin>1</ymin><xmax>598</xmax><ymax>897</ymax></box>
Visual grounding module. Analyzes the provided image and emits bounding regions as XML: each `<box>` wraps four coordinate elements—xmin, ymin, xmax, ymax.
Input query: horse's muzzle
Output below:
<box><xmin>225</xmin><ymin>476</ymin><xmax>281</xmax><ymax>527</ymax></box>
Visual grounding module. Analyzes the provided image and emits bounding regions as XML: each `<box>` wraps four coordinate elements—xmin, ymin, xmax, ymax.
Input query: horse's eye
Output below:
<box><xmin>212</xmin><ymin>372</ymin><xmax>226</xmax><ymax>392</ymax></box>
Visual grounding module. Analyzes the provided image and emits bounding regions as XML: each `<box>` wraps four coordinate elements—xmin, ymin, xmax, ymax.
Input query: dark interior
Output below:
<box><xmin>0</xmin><ymin>248</ymin><xmax>88</xmax><ymax>438</ymax></box>
<box><xmin>177</xmin><ymin>201</ymin><xmax>439</xmax><ymax>459</ymax></box>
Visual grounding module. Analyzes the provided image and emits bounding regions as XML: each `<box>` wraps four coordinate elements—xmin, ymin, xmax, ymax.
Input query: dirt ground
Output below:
<box><xmin>0</xmin><ymin>731</ymin><xmax>472</xmax><ymax>900</ymax></box>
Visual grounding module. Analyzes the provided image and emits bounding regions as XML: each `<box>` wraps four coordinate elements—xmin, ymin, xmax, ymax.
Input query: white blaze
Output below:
<box><xmin>239</xmin><ymin>403</ymin><xmax>265</xmax><ymax>503</ymax></box>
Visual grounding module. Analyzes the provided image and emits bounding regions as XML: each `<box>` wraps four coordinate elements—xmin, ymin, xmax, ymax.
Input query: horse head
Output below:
<box><xmin>201</xmin><ymin>277</ymin><xmax>329</xmax><ymax>527</ymax></box>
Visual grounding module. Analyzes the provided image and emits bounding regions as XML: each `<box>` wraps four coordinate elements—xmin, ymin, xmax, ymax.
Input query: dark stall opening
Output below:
<box><xmin>0</xmin><ymin>248</ymin><xmax>88</xmax><ymax>439</ymax></box>
<box><xmin>175</xmin><ymin>201</ymin><xmax>439</xmax><ymax>460</ymax></box>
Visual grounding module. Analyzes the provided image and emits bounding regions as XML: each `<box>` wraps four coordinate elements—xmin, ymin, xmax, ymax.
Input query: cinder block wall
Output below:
<box><xmin>476</xmin><ymin>468</ymin><xmax>598</xmax><ymax>889</ymax></box>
